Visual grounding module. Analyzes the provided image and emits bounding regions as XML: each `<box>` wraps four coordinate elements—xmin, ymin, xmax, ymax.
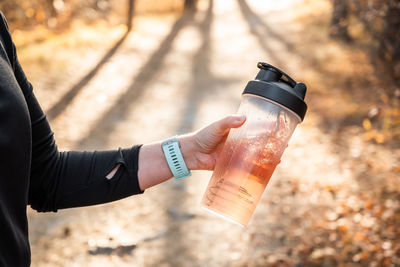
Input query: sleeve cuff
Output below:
<box><xmin>121</xmin><ymin>144</ymin><xmax>144</xmax><ymax>194</ymax></box>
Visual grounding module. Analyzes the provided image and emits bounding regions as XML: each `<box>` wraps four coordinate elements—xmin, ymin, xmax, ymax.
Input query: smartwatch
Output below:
<box><xmin>161</xmin><ymin>136</ymin><xmax>191</xmax><ymax>179</ymax></box>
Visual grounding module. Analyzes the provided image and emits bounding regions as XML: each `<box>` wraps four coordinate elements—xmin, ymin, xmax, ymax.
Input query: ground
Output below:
<box><xmin>13</xmin><ymin>0</ymin><xmax>400</xmax><ymax>266</ymax></box>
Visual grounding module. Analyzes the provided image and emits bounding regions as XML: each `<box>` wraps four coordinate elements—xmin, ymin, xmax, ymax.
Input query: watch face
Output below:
<box><xmin>162</xmin><ymin>137</ymin><xmax>178</xmax><ymax>146</ymax></box>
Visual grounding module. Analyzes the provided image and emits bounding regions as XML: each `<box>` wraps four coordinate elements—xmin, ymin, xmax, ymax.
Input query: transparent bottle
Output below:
<box><xmin>201</xmin><ymin>62</ymin><xmax>307</xmax><ymax>226</ymax></box>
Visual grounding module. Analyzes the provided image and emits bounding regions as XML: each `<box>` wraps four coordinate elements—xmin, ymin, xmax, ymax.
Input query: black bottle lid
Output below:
<box><xmin>242</xmin><ymin>62</ymin><xmax>307</xmax><ymax>121</ymax></box>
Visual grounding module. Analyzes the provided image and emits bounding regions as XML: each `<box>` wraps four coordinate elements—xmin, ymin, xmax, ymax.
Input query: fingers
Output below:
<box><xmin>213</xmin><ymin>114</ymin><xmax>246</xmax><ymax>135</ymax></box>
<box><xmin>192</xmin><ymin>114</ymin><xmax>246</xmax><ymax>155</ymax></box>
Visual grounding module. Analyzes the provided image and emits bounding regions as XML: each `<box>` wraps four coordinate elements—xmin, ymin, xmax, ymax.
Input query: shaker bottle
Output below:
<box><xmin>201</xmin><ymin>62</ymin><xmax>307</xmax><ymax>226</ymax></box>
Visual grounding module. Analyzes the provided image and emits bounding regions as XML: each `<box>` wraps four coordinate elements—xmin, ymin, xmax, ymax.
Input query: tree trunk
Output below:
<box><xmin>46</xmin><ymin>0</ymin><xmax>57</xmax><ymax>17</ymax></box>
<box><xmin>127</xmin><ymin>0</ymin><xmax>135</xmax><ymax>31</ymax></box>
<box><xmin>330</xmin><ymin>0</ymin><xmax>351</xmax><ymax>42</ymax></box>
<box><xmin>184</xmin><ymin>0</ymin><xmax>196</xmax><ymax>10</ymax></box>
<box><xmin>380</xmin><ymin>1</ymin><xmax>400</xmax><ymax>84</ymax></box>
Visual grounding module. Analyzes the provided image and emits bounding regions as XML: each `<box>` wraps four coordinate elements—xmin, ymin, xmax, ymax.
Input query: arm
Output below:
<box><xmin>15</xmin><ymin>53</ymin><xmax>245</xmax><ymax>211</ymax></box>
<box><xmin>10</xmin><ymin>42</ymin><xmax>145</xmax><ymax>212</ymax></box>
<box><xmin>25</xmin><ymin>96</ymin><xmax>244</xmax><ymax>211</ymax></box>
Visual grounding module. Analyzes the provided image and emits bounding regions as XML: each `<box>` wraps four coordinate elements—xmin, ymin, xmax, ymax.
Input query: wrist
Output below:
<box><xmin>177</xmin><ymin>134</ymin><xmax>198</xmax><ymax>170</ymax></box>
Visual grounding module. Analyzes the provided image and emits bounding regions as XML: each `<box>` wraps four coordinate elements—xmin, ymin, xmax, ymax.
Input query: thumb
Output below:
<box><xmin>212</xmin><ymin>114</ymin><xmax>246</xmax><ymax>135</ymax></box>
<box><xmin>194</xmin><ymin>114</ymin><xmax>246</xmax><ymax>154</ymax></box>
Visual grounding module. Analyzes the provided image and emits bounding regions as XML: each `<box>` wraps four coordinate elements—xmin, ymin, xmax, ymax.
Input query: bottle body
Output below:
<box><xmin>201</xmin><ymin>94</ymin><xmax>301</xmax><ymax>226</ymax></box>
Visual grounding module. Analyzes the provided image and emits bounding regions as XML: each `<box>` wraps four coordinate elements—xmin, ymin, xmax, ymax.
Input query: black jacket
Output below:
<box><xmin>0</xmin><ymin>13</ymin><xmax>143</xmax><ymax>266</ymax></box>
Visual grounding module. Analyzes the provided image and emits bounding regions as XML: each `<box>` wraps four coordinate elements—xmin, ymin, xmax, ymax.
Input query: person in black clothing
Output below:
<box><xmin>0</xmin><ymin>12</ymin><xmax>246</xmax><ymax>266</ymax></box>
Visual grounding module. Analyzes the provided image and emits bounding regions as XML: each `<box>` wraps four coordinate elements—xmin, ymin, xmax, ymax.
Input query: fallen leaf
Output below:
<box><xmin>364</xmin><ymin>201</ymin><xmax>374</xmax><ymax>210</ymax></box>
<box><xmin>374</xmin><ymin>133</ymin><xmax>385</xmax><ymax>143</ymax></box>
<box><xmin>339</xmin><ymin>224</ymin><xmax>348</xmax><ymax>233</ymax></box>
<box><xmin>363</xmin><ymin>118</ymin><xmax>372</xmax><ymax>130</ymax></box>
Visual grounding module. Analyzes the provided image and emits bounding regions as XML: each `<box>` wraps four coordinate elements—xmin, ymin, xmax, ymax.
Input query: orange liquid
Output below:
<box><xmin>201</xmin><ymin>136</ymin><xmax>282</xmax><ymax>226</ymax></box>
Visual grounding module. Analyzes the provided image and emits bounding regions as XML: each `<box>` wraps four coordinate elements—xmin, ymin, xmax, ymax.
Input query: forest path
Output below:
<box><xmin>26</xmin><ymin>0</ymin><xmax>399</xmax><ymax>266</ymax></box>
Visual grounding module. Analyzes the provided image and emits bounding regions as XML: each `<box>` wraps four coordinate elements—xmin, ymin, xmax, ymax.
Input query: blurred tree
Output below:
<box><xmin>330</xmin><ymin>0</ymin><xmax>351</xmax><ymax>42</ymax></box>
<box><xmin>2</xmin><ymin>0</ymin><xmax>182</xmax><ymax>31</ymax></box>
<box><xmin>184</xmin><ymin>0</ymin><xmax>196</xmax><ymax>10</ymax></box>
<box><xmin>379</xmin><ymin>2</ymin><xmax>400</xmax><ymax>85</ymax></box>
<box><xmin>330</xmin><ymin>0</ymin><xmax>400</xmax><ymax>89</ymax></box>
<box><xmin>127</xmin><ymin>0</ymin><xmax>135</xmax><ymax>30</ymax></box>
<box><xmin>46</xmin><ymin>0</ymin><xmax>57</xmax><ymax>17</ymax></box>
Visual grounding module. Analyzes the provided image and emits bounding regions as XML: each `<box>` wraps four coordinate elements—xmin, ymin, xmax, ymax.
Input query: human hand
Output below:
<box><xmin>179</xmin><ymin>115</ymin><xmax>246</xmax><ymax>171</ymax></box>
<box><xmin>137</xmin><ymin>115</ymin><xmax>245</xmax><ymax>190</ymax></box>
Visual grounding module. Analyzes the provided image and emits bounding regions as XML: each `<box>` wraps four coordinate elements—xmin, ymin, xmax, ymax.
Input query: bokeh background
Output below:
<box><xmin>2</xmin><ymin>0</ymin><xmax>400</xmax><ymax>266</ymax></box>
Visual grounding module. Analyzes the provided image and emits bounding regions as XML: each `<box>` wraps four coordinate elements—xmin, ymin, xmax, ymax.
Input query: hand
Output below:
<box><xmin>180</xmin><ymin>114</ymin><xmax>246</xmax><ymax>170</ymax></box>
<box><xmin>137</xmin><ymin>114</ymin><xmax>246</xmax><ymax>190</ymax></box>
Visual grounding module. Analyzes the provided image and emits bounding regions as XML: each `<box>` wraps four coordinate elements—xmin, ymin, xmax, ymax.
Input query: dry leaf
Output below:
<box><xmin>374</xmin><ymin>133</ymin><xmax>385</xmax><ymax>144</ymax></box>
<box><xmin>364</xmin><ymin>201</ymin><xmax>374</xmax><ymax>210</ymax></box>
<box><xmin>363</xmin><ymin>118</ymin><xmax>372</xmax><ymax>131</ymax></box>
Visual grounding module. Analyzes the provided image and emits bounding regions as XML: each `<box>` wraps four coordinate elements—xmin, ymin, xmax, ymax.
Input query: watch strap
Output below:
<box><xmin>161</xmin><ymin>136</ymin><xmax>191</xmax><ymax>179</ymax></box>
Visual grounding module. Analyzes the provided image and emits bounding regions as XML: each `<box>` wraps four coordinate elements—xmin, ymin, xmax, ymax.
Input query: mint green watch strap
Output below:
<box><xmin>161</xmin><ymin>136</ymin><xmax>191</xmax><ymax>179</ymax></box>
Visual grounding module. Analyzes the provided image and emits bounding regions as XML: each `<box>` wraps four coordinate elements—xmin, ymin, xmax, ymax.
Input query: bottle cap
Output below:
<box><xmin>243</xmin><ymin>62</ymin><xmax>307</xmax><ymax>121</ymax></box>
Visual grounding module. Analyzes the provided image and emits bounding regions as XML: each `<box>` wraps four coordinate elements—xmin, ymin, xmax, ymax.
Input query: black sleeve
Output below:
<box><xmin>9</xmin><ymin>22</ymin><xmax>144</xmax><ymax>212</ymax></box>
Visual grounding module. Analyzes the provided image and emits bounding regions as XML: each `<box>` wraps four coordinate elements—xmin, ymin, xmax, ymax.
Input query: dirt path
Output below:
<box><xmin>27</xmin><ymin>0</ymin><xmax>399</xmax><ymax>266</ymax></box>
